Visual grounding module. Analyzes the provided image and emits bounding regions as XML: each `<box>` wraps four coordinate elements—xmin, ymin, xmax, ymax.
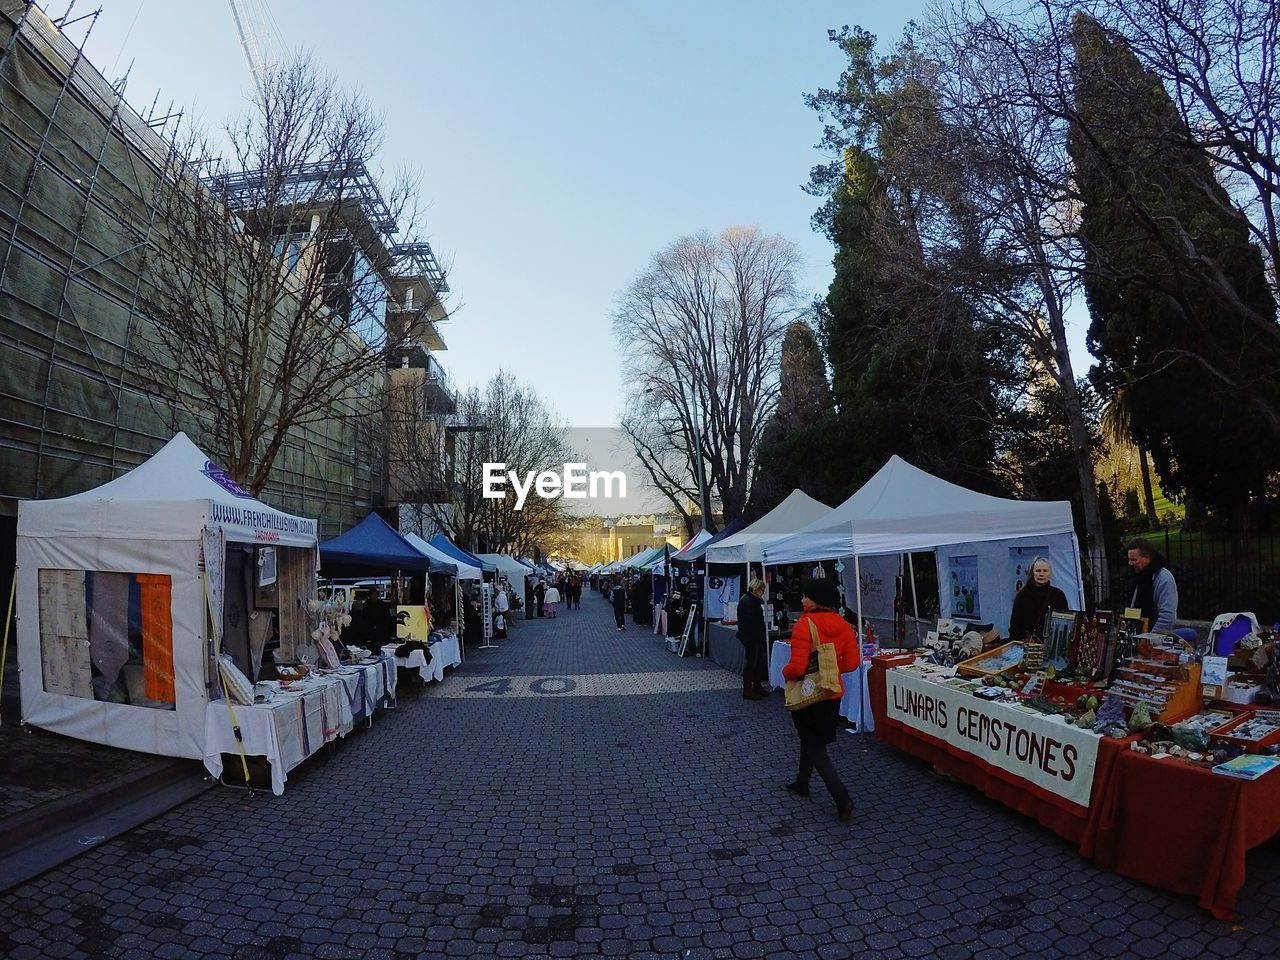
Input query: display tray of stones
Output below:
<box><xmin>1130</xmin><ymin>726</ymin><xmax>1235</xmax><ymax>767</ymax></box>
<box><xmin>1211</xmin><ymin>709</ymin><xmax>1280</xmax><ymax>753</ymax></box>
<box><xmin>1108</xmin><ymin>639</ymin><xmax>1201</xmax><ymax>720</ymax></box>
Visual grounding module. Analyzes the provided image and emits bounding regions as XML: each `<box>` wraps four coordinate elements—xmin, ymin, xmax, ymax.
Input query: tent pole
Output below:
<box><xmin>854</xmin><ymin>553</ymin><xmax>864</xmax><ymax>645</ymax></box>
<box><xmin>907</xmin><ymin>552</ymin><xmax>921</xmax><ymax>648</ymax></box>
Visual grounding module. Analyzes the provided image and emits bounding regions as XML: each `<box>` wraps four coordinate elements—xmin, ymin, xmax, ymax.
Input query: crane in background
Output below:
<box><xmin>225</xmin><ymin>0</ymin><xmax>281</xmax><ymax>97</ymax></box>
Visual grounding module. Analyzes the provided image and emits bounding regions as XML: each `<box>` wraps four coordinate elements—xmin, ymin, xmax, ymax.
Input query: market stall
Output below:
<box><xmin>203</xmin><ymin>657</ymin><xmax>396</xmax><ymax>795</ymax></box>
<box><xmin>701</xmin><ymin>491</ymin><xmax>833</xmax><ymax>671</ymax></box>
<box><xmin>762</xmin><ymin>456</ymin><xmax>1084</xmax><ymax>639</ymax></box>
<box><xmin>867</xmin><ymin>629</ymin><xmax>1280</xmax><ymax>918</ymax></box>
<box><xmin>15</xmin><ymin>432</ymin><xmax>318</xmax><ymax>759</ymax></box>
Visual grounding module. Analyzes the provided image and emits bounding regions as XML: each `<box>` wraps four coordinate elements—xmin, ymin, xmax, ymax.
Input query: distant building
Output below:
<box><xmin>605</xmin><ymin>514</ymin><xmax>686</xmax><ymax>562</ymax></box>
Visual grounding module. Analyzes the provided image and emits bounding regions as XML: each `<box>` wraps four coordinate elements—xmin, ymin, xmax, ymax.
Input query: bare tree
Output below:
<box><xmin>393</xmin><ymin>371</ymin><xmax>576</xmax><ymax>556</ymax></box>
<box><xmin>961</xmin><ymin>1</ymin><xmax>1280</xmax><ymax>432</ymax></box>
<box><xmin>804</xmin><ymin>17</ymin><xmax>1111</xmax><ymax>586</ymax></box>
<box><xmin>136</xmin><ymin>55</ymin><xmax>428</xmax><ymax>493</ymax></box>
<box><xmin>618</xmin><ymin>412</ymin><xmax>699</xmax><ymax>536</ymax></box>
<box><xmin>893</xmin><ymin>9</ymin><xmax>1113</xmax><ymax>585</ymax></box>
<box><xmin>613</xmin><ymin>227</ymin><xmax>803</xmax><ymax>529</ymax></box>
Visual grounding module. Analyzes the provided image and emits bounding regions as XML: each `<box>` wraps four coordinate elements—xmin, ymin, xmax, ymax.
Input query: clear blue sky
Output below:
<box><xmin>78</xmin><ymin>1</ymin><xmax>1089</xmax><ymax>426</ymax></box>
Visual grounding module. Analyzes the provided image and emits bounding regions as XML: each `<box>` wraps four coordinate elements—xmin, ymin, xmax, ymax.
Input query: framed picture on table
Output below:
<box><xmin>1043</xmin><ymin>609</ymin><xmax>1082</xmax><ymax>670</ymax></box>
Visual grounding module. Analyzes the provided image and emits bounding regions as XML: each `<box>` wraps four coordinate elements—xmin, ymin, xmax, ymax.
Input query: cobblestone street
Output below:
<box><xmin>2</xmin><ymin>595</ymin><xmax>1279</xmax><ymax>959</ymax></box>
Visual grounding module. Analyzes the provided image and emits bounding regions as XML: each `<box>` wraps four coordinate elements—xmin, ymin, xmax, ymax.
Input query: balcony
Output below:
<box><xmin>421</xmin><ymin>355</ymin><xmax>454</xmax><ymax>414</ymax></box>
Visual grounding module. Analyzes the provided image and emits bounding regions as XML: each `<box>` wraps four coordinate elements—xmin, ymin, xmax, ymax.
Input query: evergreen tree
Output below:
<box><xmin>747</xmin><ymin>320</ymin><xmax>832</xmax><ymax>517</ymax></box>
<box><xmin>1069</xmin><ymin>13</ymin><xmax>1280</xmax><ymax>536</ymax></box>
<box><xmin>816</xmin><ymin>147</ymin><xmax>1008</xmax><ymax>500</ymax></box>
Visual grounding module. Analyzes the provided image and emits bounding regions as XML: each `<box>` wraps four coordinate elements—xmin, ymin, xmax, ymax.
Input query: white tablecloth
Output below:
<box><xmin>202</xmin><ymin>658</ymin><xmax>396</xmax><ymax>795</ymax></box>
<box><xmin>769</xmin><ymin>641</ymin><xmax>875</xmax><ymax>734</ymax></box>
<box><xmin>383</xmin><ymin>634</ymin><xmax>461</xmax><ymax>683</ymax></box>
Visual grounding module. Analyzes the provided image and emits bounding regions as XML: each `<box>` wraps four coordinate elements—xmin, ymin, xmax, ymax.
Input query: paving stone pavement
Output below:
<box><xmin>2</xmin><ymin>592</ymin><xmax>1279</xmax><ymax>959</ymax></box>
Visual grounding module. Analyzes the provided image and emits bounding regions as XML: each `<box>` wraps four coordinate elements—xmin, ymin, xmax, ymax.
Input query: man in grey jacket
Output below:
<box><xmin>1125</xmin><ymin>539</ymin><xmax>1179</xmax><ymax>632</ymax></box>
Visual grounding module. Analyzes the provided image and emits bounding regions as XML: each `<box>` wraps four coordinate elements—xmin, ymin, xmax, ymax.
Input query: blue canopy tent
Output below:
<box><xmin>428</xmin><ymin>534</ymin><xmax>495</xmax><ymax>578</ymax></box>
<box><xmin>320</xmin><ymin>513</ymin><xmax>435</xmax><ymax>572</ymax></box>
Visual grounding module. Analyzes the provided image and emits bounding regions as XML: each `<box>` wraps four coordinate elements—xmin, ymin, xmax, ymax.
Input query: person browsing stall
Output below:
<box><xmin>1007</xmin><ymin>557</ymin><xmax>1069</xmax><ymax>642</ymax></box>
<box><xmin>736</xmin><ymin>578</ymin><xmax>770</xmax><ymax>701</ymax></box>
<box><xmin>1126</xmin><ymin>539</ymin><xmax>1179</xmax><ymax>632</ymax></box>
<box><xmin>781</xmin><ymin>578</ymin><xmax>859</xmax><ymax>822</ymax></box>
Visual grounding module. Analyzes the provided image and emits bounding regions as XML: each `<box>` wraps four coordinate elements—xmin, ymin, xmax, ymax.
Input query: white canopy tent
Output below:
<box><xmin>474</xmin><ymin>553</ymin><xmax>534</xmax><ymax>584</ymax></box>
<box><xmin>761</xmin><ymin>456</ymin><xmax>1082</xmax><ymax>637</ymax></box>
<box><xmin>15</xmin><ymin>432</ymin><xmax>319</xmax><ymax>759</ymax></box>
<box><xmin>705</xmin><ymin>490</ymin><xmax>831</xmax><ymax>565</ymax></box>
<box><xmin>406</xmin><ymin>533</ymin><xmax>482</xmax><ymax>580</ymax></box>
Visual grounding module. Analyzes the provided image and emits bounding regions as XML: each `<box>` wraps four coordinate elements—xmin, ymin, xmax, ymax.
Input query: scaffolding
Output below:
<box><xmin>0</xmin><ymin>0</ymin><xmax>387</xmax><ymax>535</ymax></box>
<box><xmin>393</xmin><ymin>240</ymin><xmax>449</xmax><ymax>295</ymax></box>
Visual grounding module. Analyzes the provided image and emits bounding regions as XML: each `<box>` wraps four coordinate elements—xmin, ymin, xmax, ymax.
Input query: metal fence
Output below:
<box><xmin>1084</xmin><ymin>529</ymin><xmax>1280</xmax><ymax>624</ymax></box>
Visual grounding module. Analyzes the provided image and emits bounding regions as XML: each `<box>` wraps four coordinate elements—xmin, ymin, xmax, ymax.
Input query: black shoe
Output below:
<box><xmin>784</xmin><ymin>781</ymin><xmax>810</xmax><ymax>798</ymax></box>
<box><xmin>742</xmin><ymin>689</ymin><xmax>764</xmax><ymax>701</ymax></box>
<box><xmin>836</xmin><ymin>796</ymin><xmax>853</xmax><ymax>822</ymax></box>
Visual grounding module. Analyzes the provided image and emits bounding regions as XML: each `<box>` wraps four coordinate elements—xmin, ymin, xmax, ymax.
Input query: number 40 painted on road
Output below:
<box><xmin>463</xmin><ymin>677</ymin><xmax>577</xmax><ymax>695</ymax></box>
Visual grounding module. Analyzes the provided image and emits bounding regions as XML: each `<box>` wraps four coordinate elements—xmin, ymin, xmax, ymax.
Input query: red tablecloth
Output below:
<box><xmin>868</xmin><ymin>659</ymin><xmax>1127</xmax><ymax>845</ymax></box>
<box><xmin>868</xmin><ymin>659</ymin><xmax>1280</xmax><ymax>918</ymax></box>
<box><xmin>1082</xmin><ymin>749</ymin><xmax>1280</xmax><ymax>919</ymax></box>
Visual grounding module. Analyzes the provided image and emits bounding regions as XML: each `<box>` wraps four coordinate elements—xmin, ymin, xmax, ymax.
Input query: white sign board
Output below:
<box><xmin>885</xmin><ymin>668</ymin><xmax>1101</xmax><ymax>807</ymax></box>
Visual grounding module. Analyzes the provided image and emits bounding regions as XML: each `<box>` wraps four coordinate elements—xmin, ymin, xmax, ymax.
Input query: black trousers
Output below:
<box><xmin>797</xmin><ymin>741</ymin><xmax>848</xmax><ymax>802</ymax></box>
<box><xmin>613</xmin><ymin>606</ymin><xmax>626</xmax><ymax>628</ymax></box>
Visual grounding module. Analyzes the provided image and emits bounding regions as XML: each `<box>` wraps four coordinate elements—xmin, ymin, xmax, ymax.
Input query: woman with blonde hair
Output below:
<box><xmin>1008</xmin><ymin>557</ymin><xmax>1068</xmax><ymax>641</ymax></box>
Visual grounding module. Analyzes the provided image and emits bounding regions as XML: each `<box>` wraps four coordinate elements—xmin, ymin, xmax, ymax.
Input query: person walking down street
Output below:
<box><xmin>1007</xmin><ymin>557</ymin><xmax>1069</xmax><ymax>642</ymax></box>
<box><xmin>544</xmin><ymin>583</ymin><xmax>561</xmax><ymax>618</ymax></box>
<box><xmin>571</xmin><ymin>576</ymin><xmax>582</xmax><ymax>610</ymax></box>
<box><xmin>535</xmin><ymin>580</ymin><xmax>546</xmax><ymax>619</ymax></box>
<box><xmin>1126</xmin><ymin>539</ymin><xmax>1180</xmax><ymax>633</ymax></box>
<box><xmin>737</xmin><ymin>578</ymin><xmax>770</xmax><ymax>701</ymax></box>
<box><xmin>494</xmin><ymin>582</ymin><xmax>512</xmax><ymax>635</ymax></box>
<box><xmin>782</xmin><ymin>578</ymin><xmax>859</xmax><ymax>822</ymax></box>
<box><xmin>610</xmin><ymin>578</ymin><xmax>628</xmax><ymax>631</ymax></box>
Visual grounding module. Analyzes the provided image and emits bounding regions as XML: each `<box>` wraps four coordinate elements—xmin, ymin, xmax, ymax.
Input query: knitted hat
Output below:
<box><xmin>802</xmin><ymin>577</ymin><xmax>841</xmax><ymax>610</ymax></box>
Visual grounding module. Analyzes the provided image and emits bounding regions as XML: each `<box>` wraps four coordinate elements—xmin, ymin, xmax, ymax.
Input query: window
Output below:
<box><xmin>38</xmin><ymin>569</ymin><xmax>176</xmax><ymax>709</ymax></box>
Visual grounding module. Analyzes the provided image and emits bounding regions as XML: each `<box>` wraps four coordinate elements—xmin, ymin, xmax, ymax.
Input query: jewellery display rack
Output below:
<box><xmin>1110</xmin><ymin>654</ymin><xmax>1202</xmax><ymax>721</ymax></box>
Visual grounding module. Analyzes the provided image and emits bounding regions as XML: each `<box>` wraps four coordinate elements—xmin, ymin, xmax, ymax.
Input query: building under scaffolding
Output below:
<box><xmin>0</xmin><ymin>2</ymin><xmax>453</xmax><ymax>586</ymax></box>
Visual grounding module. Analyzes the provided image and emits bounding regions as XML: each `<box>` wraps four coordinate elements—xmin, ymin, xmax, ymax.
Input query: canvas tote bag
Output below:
<box><xmin>785</xmin><ymin>616</ymin><xmax>842</xmax><ymax>711</ymax></box>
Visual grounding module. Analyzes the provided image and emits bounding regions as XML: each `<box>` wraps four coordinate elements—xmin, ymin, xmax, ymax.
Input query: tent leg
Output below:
<box><xmin>907</xmin><ymin>553</ymin><xmax>922</xmax><ymax>648</ymax></box>
<box><xmin>854</xmin><ymin>554</ymin><xmax>864</xmax><ymax>646</ymax></box>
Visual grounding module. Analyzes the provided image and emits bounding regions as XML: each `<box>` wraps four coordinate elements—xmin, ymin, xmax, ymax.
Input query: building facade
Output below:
<box><xmin>0</xmin><ymin>2</ymin><xmax>452</xmax><ymax>550</ymax></box>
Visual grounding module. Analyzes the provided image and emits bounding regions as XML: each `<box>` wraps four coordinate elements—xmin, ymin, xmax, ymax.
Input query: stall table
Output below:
<box><xmin>203</xmin><ymin>657</ymin><xmax>395</xmax><ymax>795</ymax></box>
<box><xmin>383</xmin><ymin>633</ymin><xmax>461</xmax><ymax>684</ymax></box>
<box><xmin>706</xmin><ymin>622</ymin><xmax>742</xmax><ymax>672</ymax></box>
<box><xmin>869</xmin><ymin>657</ymin><xmax>1127</xmax><ymax>845</ymax></box>
<box><xmin>868</xmin><ymin>657</ymin><xmax>1280</xmax><ymax>918</ymax></box>
<box><xmin>1083</xmin><ymin>747</ymin><xmax>1280</xmax><ymax>919</ymax></box>
<box><xmin>770</xmin><ymin>640</ymin><xmax>874</xmax><ymax>733</ymax></box>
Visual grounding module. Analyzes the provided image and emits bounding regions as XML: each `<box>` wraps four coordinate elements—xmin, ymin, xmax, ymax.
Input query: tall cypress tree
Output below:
<box><xmin>1070</xmin><ymin>13</ymin><xmax>1280</xmax><ymax>535</ymax></box>
<box><xmin>747</xmin><ymin>320</ymin><xmax>832</xmax><ymax>517</ymax></box>
<box><xmin>818</xmin><ymin>148</ymin><xmax>1006</xmax><ymax>498</ymax></box>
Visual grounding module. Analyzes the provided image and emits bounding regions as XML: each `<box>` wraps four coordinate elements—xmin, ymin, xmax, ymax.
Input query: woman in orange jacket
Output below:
<box><xmin>782</xmin><ymin>577</ymin><xmax>859</xmax><ymax>821</ymax></box>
